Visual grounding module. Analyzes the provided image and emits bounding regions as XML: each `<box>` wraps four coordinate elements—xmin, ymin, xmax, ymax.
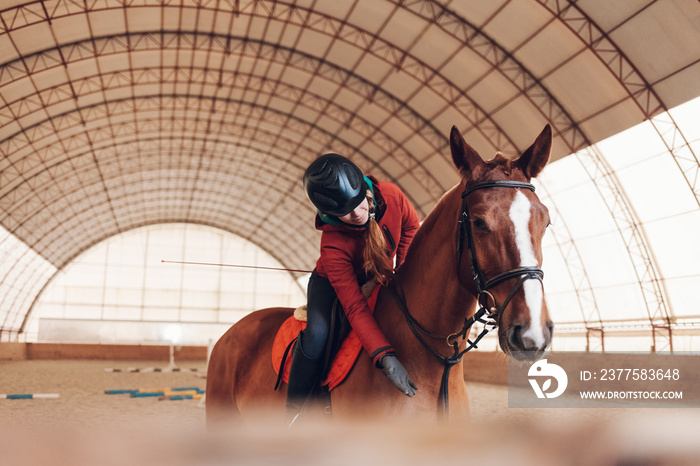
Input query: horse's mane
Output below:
<box><xmin>398</xmin><ymin>180</ymin><xmax>462</xmax><ymax>272</ymax></box>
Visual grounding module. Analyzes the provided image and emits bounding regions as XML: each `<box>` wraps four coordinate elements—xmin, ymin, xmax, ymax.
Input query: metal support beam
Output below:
<box><xmin>575</xmin><ymin>144</ymin><xmax>672</xmax><ymax>347</ymax></box>
<box><xmin>585</xmin><ymin>327</ymin><xmax>605</xmax><ymax>353</ymax></box>
<box><xmin>651</xmin><ymin>324</ymin><xmax>673</xmax><ymax>354</ymax></box>
<box><xmin>537</xmin><ymin>0</ymin><xmax>700</xmax><ymax>208</ymax></box>
<box><xmin>537</xmin><ymin>182</ymin><xmax>603</xmax><ymax>333</ymax></box>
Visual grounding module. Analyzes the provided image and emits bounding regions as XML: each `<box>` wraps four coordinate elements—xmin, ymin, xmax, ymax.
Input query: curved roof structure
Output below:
<box><xmin>1</xmin><ymin>0</ymin><xmax>699</xmax><ymax>342</ymax></box>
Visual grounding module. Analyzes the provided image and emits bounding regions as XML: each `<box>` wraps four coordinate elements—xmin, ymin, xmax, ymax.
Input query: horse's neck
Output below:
<box><xmin>393</xmin><ymin>187</ymin><xmax>476</xmax><ymax>336</ymax></box>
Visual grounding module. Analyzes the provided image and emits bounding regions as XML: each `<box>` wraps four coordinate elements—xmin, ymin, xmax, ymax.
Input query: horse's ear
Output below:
<box><xmin>450</xmin><ymin>126</ymin><xmax>484</xmax><ymax>179</ymax></box>
<box><xmin>516</xmin><ymin>124</ymin><xmax>552</xmax><ymax>179</ymax></box>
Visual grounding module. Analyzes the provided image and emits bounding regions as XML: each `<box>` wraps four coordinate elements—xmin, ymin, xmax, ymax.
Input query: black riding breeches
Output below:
<box><xmin>299</xmin><ymin>271</ymin><xmax>337</xmax><ymax>360</ymax></box>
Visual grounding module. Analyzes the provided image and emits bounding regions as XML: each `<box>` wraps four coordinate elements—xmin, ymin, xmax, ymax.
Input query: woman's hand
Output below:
<box><xmin>380</xmin><ymin>354</ymin><xmax>417</xmax><ymax>397</ymax></box>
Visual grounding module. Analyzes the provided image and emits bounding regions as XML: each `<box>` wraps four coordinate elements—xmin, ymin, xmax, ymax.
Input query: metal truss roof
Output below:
<box><xmin>1</xmin><ymin>0</ymin><xmax>699</xmax><ymax>336</ymax></box>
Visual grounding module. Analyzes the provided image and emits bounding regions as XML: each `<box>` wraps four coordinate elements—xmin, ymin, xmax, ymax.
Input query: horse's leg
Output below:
<box><xmin>447</xmin><ymin>366</ymin><xmax>470</xmax><ymax>419</ymax></box>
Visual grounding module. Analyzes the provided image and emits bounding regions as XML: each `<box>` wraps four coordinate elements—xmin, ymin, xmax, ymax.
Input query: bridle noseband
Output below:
<box><xmin>389</xmin><ymin>179</ymin><xmax>545</xmax><ymax>419</ymax></box>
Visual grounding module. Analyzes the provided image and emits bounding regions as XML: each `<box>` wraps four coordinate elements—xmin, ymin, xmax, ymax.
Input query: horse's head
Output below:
<box><xmin>450</xmin><ymin>125</ymin><xmax>553</xmax><ymax>360</ymax></box>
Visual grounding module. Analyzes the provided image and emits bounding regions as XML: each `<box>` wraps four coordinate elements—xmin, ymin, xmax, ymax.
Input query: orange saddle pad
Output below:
<box><xmin>272</xmin><ymin>285</ymin><xmax>380</xmax><ymax>392</ymax></box>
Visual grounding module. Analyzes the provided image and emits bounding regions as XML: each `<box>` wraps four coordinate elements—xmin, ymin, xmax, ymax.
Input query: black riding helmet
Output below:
<box><xmin>303</xmin><ymin>153</ymin><xmax>367</xmax><ymax>217</ymax></box>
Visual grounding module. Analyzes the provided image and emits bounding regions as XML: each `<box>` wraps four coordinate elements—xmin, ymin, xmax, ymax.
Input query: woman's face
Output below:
<box><xmin>339</xmin><ymin>198</ymin><xmax>369</xmax><ymax>225</ymax></box>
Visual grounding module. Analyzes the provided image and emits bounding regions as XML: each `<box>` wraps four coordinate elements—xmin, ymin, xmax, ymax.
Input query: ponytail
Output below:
<box><xmin>362</xmin><ymin>189</ymin><xmax>393</xmax><ymax>286</ymax></box>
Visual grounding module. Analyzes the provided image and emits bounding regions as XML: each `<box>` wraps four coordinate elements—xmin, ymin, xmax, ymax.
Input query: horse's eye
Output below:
<box><xmin>473</xmin><ymin>217</ymin><xmax>489</xmax><ymax>231</ymax></box>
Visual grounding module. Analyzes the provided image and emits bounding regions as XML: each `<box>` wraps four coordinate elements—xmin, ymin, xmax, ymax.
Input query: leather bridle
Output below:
<box><xmin>457</xmin><ymin>180</ymin><xmax>545</xmax><ymax>318</ymax></box>
<box><xmin>389</xmin><ymin>179</ymin><xmax>545</xmax><ymax>419</ymax></box>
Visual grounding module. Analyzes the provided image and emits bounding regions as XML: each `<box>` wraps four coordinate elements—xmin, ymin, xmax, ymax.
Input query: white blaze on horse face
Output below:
<box><xmin>509</xmin><ymin>191</ymin><xmax>546</xmax><ymax>348</ymax></box>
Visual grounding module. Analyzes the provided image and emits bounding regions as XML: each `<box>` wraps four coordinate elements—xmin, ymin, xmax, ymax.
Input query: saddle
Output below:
<box><xmin>272</xmin><ymin>282</ymin><xmax>380</xmax><ymax>392</ymax></box>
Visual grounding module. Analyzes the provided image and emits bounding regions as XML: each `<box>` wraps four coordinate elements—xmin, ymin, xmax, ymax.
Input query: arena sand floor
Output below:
<box><xmin>2</xmin><ymin>359</ymin><xmax>700</xmax><ymax>465</ymax></box>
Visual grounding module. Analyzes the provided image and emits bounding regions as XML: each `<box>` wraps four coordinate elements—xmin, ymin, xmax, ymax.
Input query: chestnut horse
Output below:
<box><xmin>206</xmin><ymin>125</ymin><xmax>553</xmax><ymax>423</ymax></box>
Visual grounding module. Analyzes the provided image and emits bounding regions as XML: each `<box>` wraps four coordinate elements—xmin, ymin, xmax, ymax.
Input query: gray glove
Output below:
<box><xmin>380</xmin><ymin>354</ymin><xmax>417</xmax><ymax>397</ymax></box>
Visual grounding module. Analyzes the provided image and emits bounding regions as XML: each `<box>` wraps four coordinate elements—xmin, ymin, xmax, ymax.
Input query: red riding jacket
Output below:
<box><xmin>314</xmin><ymin>176</ymin><xmax>421</xmax><ymax>367</ymax></box>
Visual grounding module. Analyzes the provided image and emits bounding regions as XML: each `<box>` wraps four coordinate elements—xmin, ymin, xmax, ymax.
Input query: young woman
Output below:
<box><xmin>287</xmin><ymin>153</ymin><xmax>421</xmax><ymax>421</ymax></box>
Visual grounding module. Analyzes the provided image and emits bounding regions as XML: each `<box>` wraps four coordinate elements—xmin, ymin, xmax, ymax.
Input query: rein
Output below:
<box><xmin>388</xmin><ymin>283</ymin><xmax>496</xmax><ymax>419</ymax></box>
<box><xmin>390</xmin><ymin>179</ymin><xmax>544</xmax><ymax>419</ymax></box>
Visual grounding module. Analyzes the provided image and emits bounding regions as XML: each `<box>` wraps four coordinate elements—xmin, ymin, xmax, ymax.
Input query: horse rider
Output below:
<box><xmin>287</xmin><ymin>153</ymin><xmax>421</xmax><ymax>423</ymax></box>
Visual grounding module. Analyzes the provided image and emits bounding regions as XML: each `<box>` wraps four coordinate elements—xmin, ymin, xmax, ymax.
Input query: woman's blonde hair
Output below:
<box><xmin>362</xmin><ymin>189</ymin><xmax>393</xmax><ymax>286</ymax></box>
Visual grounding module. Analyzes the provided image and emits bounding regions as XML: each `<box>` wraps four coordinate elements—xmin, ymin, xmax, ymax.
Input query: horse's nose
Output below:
<box><xmin>508</xmin><ymin>322</ymin><xmax>552</xmax><ymax>358</ymax></box>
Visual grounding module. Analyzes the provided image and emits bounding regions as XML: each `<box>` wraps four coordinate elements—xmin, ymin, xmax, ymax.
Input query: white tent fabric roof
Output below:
<box><xmin>1</xmin><ymin>0</ymin><xmax>699</xmax><ymax>343</ymax></box>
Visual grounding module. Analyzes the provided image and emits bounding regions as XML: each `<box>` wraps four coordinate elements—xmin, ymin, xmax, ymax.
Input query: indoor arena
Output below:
<box><xmin>1</xmin><ymin>1</ymin><xmax>699</xmax><ymax>464</ymax></box>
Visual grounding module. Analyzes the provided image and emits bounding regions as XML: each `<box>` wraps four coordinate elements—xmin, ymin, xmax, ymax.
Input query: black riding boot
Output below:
<box><xmin>286</xmin><ymin>333</ymin><xmax>324</xmax><ymax>425</ymax></box>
